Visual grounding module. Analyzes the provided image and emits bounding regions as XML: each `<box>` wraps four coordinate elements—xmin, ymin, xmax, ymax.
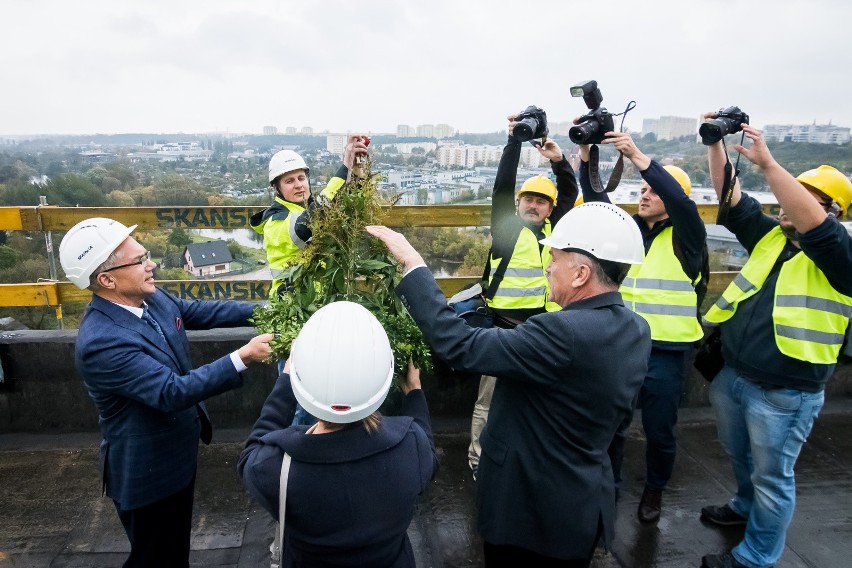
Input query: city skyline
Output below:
<box><xmin>2</xmin><ymin>1</ymin><xmax>850</xmax><ymax>137</ymax></box>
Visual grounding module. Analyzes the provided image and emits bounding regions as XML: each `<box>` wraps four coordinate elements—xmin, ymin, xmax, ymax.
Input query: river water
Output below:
<box><xmin>194</xmin><ymin>228</ymin><xmax>263</xmax><ymax>248</ymax></box>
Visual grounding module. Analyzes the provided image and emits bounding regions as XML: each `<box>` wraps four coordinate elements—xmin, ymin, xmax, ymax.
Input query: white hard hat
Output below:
<box><xmin>290</xmin><ymin>301</ymin><xmax>394</xmax><ymax>424</ymax></box>
<box><xmin>268</xmin><ymin>150</ymin><xmax>309</xmax><ymax>184</ymax></box>
<box><xmin>539</xmin><ymin>202</ymin><xmax>644</xmax><ymax>264</ymax></box>
<box><xmin>59</xmin><ymin>218</ymin><xmax>137</xmax><ymax>289</ymax></box>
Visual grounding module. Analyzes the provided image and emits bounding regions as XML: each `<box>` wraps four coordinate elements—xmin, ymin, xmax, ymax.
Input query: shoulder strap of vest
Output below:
<box><xmin>667</xmin><ymin>230</ymin><xmax>710</xmax><ymax>322</ymax></box>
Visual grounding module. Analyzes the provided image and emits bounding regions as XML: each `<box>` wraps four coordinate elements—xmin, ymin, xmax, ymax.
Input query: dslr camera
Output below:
<box><xmin>513</xmin><ymin>106</ymin><xmax>548</xmax><ymax>142</ymax></box>
<box><xmin>699</xmin><ymin>106</ymin><xmax>749</xmax><ymax>145</ymax></box>
<box><xmin>569</xmin><ymin>80</ymin><xmax>615</xmax><ymax>145</ymax></box>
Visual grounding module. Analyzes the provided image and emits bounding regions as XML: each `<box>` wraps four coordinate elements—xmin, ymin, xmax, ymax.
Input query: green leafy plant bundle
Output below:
<box><xmin>250</xmin><ymin>156</ymin><xmax>432</xmax><ymax>382</ymax></box>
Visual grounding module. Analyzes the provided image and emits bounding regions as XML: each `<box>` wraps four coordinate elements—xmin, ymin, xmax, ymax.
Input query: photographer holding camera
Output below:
<box><xmin>700</xmin><ymin>116</ymin><xmax>852</xmax><ymax>568</ymax></box>
<box><xmin>577</xmin><ymin>130</ymin><xmax>709</xmax><ymax>525</ymax></box>
<box><xmin>466</xmin><ymin>109</ymin><xmax>579</xmax><ymax>481</ymax></box>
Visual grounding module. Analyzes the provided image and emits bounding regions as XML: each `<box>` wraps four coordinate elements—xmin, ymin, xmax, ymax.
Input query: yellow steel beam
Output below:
<box><xmin>0</xmin><ymin>204</ymin><xmax>789</xmax><ymax>231</ymax></box>
<box><xmin>0</xmin><ymin>272</ymin><xmax>740</xmax><ymax>308</ymax></box>
<box><xmin>0</xmin><ymin>283</ymin><xmax>61</xmax><ymax>307</ymax></box>
<box><xmin>0</xmin><ymin>208</ymin><xmax>25</xmax><ymax>230</ymax></box>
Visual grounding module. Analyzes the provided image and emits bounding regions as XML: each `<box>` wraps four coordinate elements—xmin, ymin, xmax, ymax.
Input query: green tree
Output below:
<box><xmin>44</xmin><ymin>174</ymin><xmax>106</xmax><ymax>206</ymax></box>
<box><xmin>101</xmin><ymin>176</ymin><xmax>122</xmax><ymax>193</ymax></box>
<box><xmin>167</xmin><ymin>228</ymin><xmax>193</xmax><ymax>248</ymax></box>
<box><xmin>156</xmin><ymin>267</ymin><xmax>193</xmax><ymax>280</ymax></box>
<box><xmin>226</xmin><ymin>240</ymin><xmax>242</xmax><ymax>259</ymax></box>
<box><xmin>105</xmin><ymin>190</ymin><xmax>135</xmax><ymax>207</ymax></box>
<box><xmin>0</xmin><ymin>180</ymin><xmax>41</xmax><ymax>205</ymax></box>
<box><xmin>86</xmin><ymin>166</ymin><xmax>110</xmax><ymax>187</ymax></box>
<box><xmin>458</xmin><ymin>238</ymin><xmax>490</xmax><ymax>276</ymax></box>
<box><xmin>0</xmin><ymin>244</ymin><xmax>21</xmax><ymax>269</ymax></box>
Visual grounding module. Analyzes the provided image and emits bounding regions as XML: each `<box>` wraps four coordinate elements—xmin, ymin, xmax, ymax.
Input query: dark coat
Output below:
<box><xmin>238</xmin><ymin>374</ymin><xmax>438</xmax><ymax>568</ymax></box>
<box><xmin>76</xmin><ymin>288</ymin><xmax>254</xmax><ymax>510</ymax></box>
<box><xmin>396</xmin><ymin>268</ymin><xmax>650</xmax><ymax>559</ymax></box>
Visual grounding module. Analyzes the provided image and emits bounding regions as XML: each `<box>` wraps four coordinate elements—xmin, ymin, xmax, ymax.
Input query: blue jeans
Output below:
<box><xmin>709</xmin><ymin>365</ymin><xmax>824</xmax><ymax>568</ymax></box>
<box><xmin>608</xmin><ymin>348</ymin><xmax>687</xmax><ymax>491</ymax></box>
<box><xmin>277</xmin><ymin>358</ymin><xmax>317</xmax><ymax>427</ymax></box>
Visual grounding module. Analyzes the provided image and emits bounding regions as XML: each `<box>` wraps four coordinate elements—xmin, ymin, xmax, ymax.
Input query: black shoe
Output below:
<box><xmin>701</xmin><ymin>551</ymin><xmax>755</xmax><ymax>568</ymax></box>
<box><xmin>638</xmin><ymin>487</ymin><xmax>662</xmax><ymax>523</ymax></box>
<box><xmin>700</xmin><ymin>504</ymin><xmax>748</xmax><ymax>526</ymax></box>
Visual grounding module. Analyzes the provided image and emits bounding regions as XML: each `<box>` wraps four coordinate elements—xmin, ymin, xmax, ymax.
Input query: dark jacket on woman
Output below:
<box><xmin>238</xmin><ymin>373</ymin><xmax>438</xmax><ymax>567</ymax></box>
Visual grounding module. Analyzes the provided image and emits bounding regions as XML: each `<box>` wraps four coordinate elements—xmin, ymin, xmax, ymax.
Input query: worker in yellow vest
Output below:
<box><xmin>251</xmin><ymin>135</ymin><xmax>368</xmax><ymax>296</ymax></box>
<box><xmin>699</xmin><ymin>121</ymin><xmax>852</xmax><ymax>568</ymax></box>
<box><xmin>579</xmin><ymin>132</ymin><xmax>709</xmax><ymax>524</ymax></box>
<box><xmin>251</xmin><ymin>135</ymin><xmax>368</xmax><ymax>426</ymax></box>
<box><xmin>467</xmin><ymin>112</ymin><xmax>578</xmax><ymax>481</ymax></box>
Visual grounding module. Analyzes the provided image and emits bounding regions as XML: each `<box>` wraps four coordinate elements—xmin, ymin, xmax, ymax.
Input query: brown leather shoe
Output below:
<box><xmin>638</xmin><ymin>487</ymin><xmax>662</xmax><ymax>523</ymax></box>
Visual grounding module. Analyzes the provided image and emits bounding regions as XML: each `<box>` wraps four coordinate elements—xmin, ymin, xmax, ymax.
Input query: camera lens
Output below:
<box><xmin>514</xmin><ymin>117</ymin><xmax>538</xmax><ymax>142</ymax></box>
<box><xmin>569</xmin><ymin>121</ymin><xmax>599</xmax><ymax>145</ymax></box>
<box><xmin>699</xmin><ymin>121</ymin><xmax>726</xmax><ymax>146</ymax></box>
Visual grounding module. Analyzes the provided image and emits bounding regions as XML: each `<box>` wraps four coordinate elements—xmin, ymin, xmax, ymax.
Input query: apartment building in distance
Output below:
<box><xmin>416</xmin><ymin>124</ymin><xmax>434</xmax><ymax>138</ymax></box>
<box><xmin>409</xmin><ymin>124</ymin><xmax>456</xmax><ymax>139</ymax></box>
<box><xmin>763</xmin><ymin>122</ymin><xmax>850</xmax><ymax>144</ymax></box>
<box><xmin>326</xmin><ymin>134</ymin><xmax>348</xmax><ymax>155</ymax></box>
<box><xmin>435</xmin><ymin>144</ymin><xmax>548</xmax><ymax>168</ymax></box>
<box><xmin>433</xmin><ymin>124</ymin><xmax>455</xmax><ymax>139</ymax></box>
<box><xmin>262</xmin><ymin>126</ymin><xmax>278</xmax><ymax>136</ymax></box>
<box><xmin>380</xmin><ymin>142</ymin><xmax>437</xmax><ymax>154</ymax></box>
<box><xmin>642</xmin><ymin>116</ymin><xmax>697</xmax><ymax>140</ymax></box>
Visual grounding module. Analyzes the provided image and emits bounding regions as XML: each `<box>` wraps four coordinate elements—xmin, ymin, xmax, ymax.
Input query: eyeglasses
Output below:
<box><xmin>817</xmin><ymin>200</ymin><xmax>835</xmax><ymax>212</ymax></box>
<box><xmin>101</xmin><ymin>251</ymin><xmax>151</xmax><ymax>273</ymax></box>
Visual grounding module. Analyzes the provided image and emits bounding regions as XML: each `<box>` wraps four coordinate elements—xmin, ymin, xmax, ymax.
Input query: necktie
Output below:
<box><xmin>141</xmin><ymin>306</ymin><xmax>166</xmax><ymax>343</ymax></box>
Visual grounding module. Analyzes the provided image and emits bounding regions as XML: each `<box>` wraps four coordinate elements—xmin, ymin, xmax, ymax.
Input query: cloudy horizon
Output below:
<box><xmin>2</xmin><ymin>0</ymin><xmax>849</xmax><ymax>137</ymax></box>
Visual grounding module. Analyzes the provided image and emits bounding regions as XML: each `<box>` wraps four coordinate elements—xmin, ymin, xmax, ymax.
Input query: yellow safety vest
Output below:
<box><xmin>620</xmin><ymin>227</ymin><xmax>704</xmax><ymax>342</ymax></box>
<box><xmin>251</xmin><ymin>176</ymin><xmax>346</xmax><ymax>293</ymax></box>
<box><xmin>252</xmin><ymin>198</ymin><xmax>305</xmax><ymax>293</ymax></box>
<box><xmin>705</xmin><ymin>226</ymin><xmax>852</xmax><ymax>363</ymax></box>
<box><xmin>488</xmin><ymin>220</ymin><xmax>560</xmax><ymax>312</ymax></box>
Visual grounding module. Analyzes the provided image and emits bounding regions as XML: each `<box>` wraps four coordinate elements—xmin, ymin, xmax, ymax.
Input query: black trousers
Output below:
<box><xmin>483</xmin><ymin>542</ymin><xmax>594</xmax><ymax>568</ymax></box>
<box><xmin>114</xmin><ymin>476</ymin><xmax>196</xmax><ymax>568</ymax></box>
<box><xmin>483</xmin><ymin>516</ymin><xmax>602</xmax><ymax>568</ymax></box>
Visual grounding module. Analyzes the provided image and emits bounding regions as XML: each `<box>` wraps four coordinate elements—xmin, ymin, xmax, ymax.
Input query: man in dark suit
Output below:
<box><xmin>59</xmin><ymin>217</ymin><xmax>273</xmax><ymax>568</ymax></box>
<box><xmin>367</xmin><ymin>201</ymin><xmax>652</xmax><ymax>567</ymax></box>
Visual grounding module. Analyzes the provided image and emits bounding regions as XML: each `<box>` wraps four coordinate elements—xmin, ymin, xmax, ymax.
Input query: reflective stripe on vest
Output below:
<box><xmin>488</xmin><ymin>220</ymin><xmax>553</xmax><ymax>311</ymax></box>
<box><xmin>705</xmin><ymin>226</ymin><xmax>852</xmax><ymax>363</ymax></box>
<box><xmin>619</xmin><ymin>227</ymin><xmax>704</xmax><ymax>342</ymax></box>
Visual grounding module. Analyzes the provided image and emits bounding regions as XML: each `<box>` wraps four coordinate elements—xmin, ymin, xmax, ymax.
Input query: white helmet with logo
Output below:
<box><xmin>59</xmin><ymin>218</ymin><xmax>137</xmax><ymax>289</ymax></box>
<box><xmin>539</xmin><ymin>202</ymin><xmax>644</xmax><ymax>264</ymax></box>
<box><xmin>290</xmin><ymin>301</ymin><xmax>394</xmax><ymax>424</ymax></box>
<box><xmin>268</xmin><ymin>150</ymin><xmax>309</xmax><ymax>184</ymax></box>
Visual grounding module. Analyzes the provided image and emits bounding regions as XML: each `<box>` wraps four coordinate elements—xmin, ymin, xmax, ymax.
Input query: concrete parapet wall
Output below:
<box><xmin>0</xmin><ymin>328</ymin><xmax>850</xmax><ymax>433</ymax></box>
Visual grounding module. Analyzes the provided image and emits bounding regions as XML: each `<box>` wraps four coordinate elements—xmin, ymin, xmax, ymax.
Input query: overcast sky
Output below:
<box><xmin>2</xmin><ymin>0</ymin><xmax>849</xmax><ymax>136</ymax></box>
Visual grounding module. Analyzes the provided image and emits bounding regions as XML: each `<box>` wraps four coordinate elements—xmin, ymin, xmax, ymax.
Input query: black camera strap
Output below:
<box><xmin>716</xmin><ymin>133</ymin><xmax>745</xmax><ymax>225</ymax></box>
<box><xmin>482</xmin><ymin>224</ymin><xmax>523</xmax><ymax>301</ymax></box>
<box><xmin>588</xmin><ymin>144</ymin><xmax>624</xmax><ymax>193</ymax></box>
<box><xmin>586</xmin><ymin>100</ymin><xmax>635</xmax><ymax>194</ymax></box>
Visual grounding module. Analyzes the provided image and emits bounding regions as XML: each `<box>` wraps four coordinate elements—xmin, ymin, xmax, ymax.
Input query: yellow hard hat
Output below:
<box><xmin>796</xmin><ymin>165</ymin><xmax>852</xmax><ymax>215</ymax></box>
<box><xmin>662</xmin><ymin>165</ymin><xmax>691</xmax><ymax>196</ymax></box>
<box><xmin>518</xmin><ymin>175</ymin><xmax>557</xmax><ymax>204</ymax></box>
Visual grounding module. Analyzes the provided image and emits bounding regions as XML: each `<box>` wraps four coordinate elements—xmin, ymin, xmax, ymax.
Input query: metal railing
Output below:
<box><xmin>0</xmin><ymin>203</ymin><xmax>763</xmax><ymax>308</ymax></box>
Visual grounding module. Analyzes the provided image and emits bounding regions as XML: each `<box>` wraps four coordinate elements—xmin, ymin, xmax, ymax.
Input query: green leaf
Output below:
<box><xmin>358</xmin><ymin>259</ymin><xmax>392</xmax><ymax>270</ymax></box>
